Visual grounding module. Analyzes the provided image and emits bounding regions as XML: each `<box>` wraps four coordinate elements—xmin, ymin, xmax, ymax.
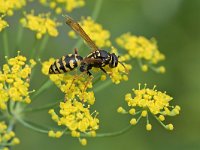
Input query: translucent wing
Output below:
<box><xmin>83</xmin><ymin>58</ymin><xmax>102</xmax><ymax>64</ymax></box>
<box><xmin>63</xmin><ymin>15</ymin><xmax>99</xmax><ymax>52</ymax></box>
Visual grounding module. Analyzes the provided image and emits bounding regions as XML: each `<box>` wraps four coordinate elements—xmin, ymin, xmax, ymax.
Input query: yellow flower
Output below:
<box><xmin>68</xmin><ymin>16</ymin><xmax>111</xmax><ymax>48</ymax></box>
<box><xmin>0</xmin><ymin>16</ymin><xmax>8</xmax><ymax>32</ymax></box>
<box><xmin>20</xmin><ymin>11</ymin><xmax>61</xmax><ymax>39</ymax></box>
<box><xmin>42</xmin><ymin>58</ymin><xmax>95</xmax><ymax>105</ymax></box>
<box><xmin>0</xmin><ymin>52</ymin><xmax>36</xmax><ymax>110</ymax></box>
<box><xmin>0</xmin><ymin>0</ymin><xmax>26</xmax><ymax>16</ymax></box>
<box><xmin>48</xmin><ymin>100</ymin><xmax>99</xmax><ymax>145</ymax></box>
<box><xmin>146</xmin><ymin>123</ymin><xmax>152</xmax><ymax>131</ymax></box>
<box><xmin>39</xmin><ymin>0</ymin><xmax>85</xmax><ymax>14</ymax></box>
<box><xmin>116</xmin><ymin>33</ymin><xmax>165</xmax><ymax>72</ymax></box>
<box><xmin>118</xmin><ymin>83</ymin><xmax>180</xmax><ymax>130</ymax></box>
<box><xmin>0</xmin><ymin>121</ymin><xmax>20</xmax><ymax>148</ymax></box>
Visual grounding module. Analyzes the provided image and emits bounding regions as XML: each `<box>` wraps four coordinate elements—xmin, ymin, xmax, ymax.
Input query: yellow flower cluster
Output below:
<box><xmin>0</xmin><ymin>16</ymin><xmax>8</xmax><ymax>32</ymax></box>
<box><xmin>48</xmin><ymin>100</ymin><xmax>99</xmax><ymax>145</ymax></box>
<box><xmin>118</xmin><ymin>84</ymin><xmax>180</xmax><ymax>131</ymax></box>
<box><xmin>39</xmin><ymin>0</ymin><xmax>85</xmax><ymax>14</ymax></box>
<box><xmin>116</xmin><ymin>33</ymin><xmax>165</xmax><ymax>73</ymax></box>
<box><xmin>68</xmin><ymin>17</ymin><xmax>111</xmax><ymax>48</ymax></box>
<box><xmin>99</xmin><ymin>47</ymin><xmax>132</xmax><ymax>84</ymax></box>
<box><xmin>0</xmin><ymin>53</ymin><xmax>36</xmax><ymax>110</ymax></box>
<box><xmin>0</xmin><ymin>121</ymin><xmax>20</xmax><ymax>149</ymax></box>
<box><xmin>20</xmin><ymin>12</ymin><xmax>61</xmax><ymax>39</ymax></box>
<box><xmin>42</xmin><ymin>58</ymin><xmax>95</xmax><ymax>104</ymax></box>
<box><xmin>42</xmin><ymin>58</ymin><xmax>99</xmax><ymax>145</ymax></box>
<box><xmin>0</xmin><ymin>0</ymin><xmax>26</xmax><ymax>16</ymax></box>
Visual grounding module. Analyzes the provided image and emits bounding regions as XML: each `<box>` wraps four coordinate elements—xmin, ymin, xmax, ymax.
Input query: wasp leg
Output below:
<box><xmin>100</xmin><ymin>67</ymin><xmax>107</xmax><ymax>74</ymax></box>
<box><xmin>80</xmin><ymin>64</ymin><xmax>92</xmax><ymax>76</ymax></box>
<box><xmin>86</xmin><ymin>65</ymin><xmax>92</xmax><ymax>76</ymax></box>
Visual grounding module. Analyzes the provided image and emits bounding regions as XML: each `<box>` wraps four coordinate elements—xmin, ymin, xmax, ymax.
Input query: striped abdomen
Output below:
<box><xmin>49</xmin><ymin>54</ymin><xmax>83</xmax><ymax>74</ymax></box>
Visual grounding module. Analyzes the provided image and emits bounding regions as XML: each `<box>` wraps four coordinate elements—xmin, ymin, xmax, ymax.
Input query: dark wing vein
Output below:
<box><xmin>83</xmin><ymin>58</ymin><xmax>102</xmax><ymax>64</ymax></box>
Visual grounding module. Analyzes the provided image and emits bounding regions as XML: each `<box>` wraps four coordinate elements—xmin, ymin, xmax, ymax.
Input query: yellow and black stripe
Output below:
<box><xmin>49</xmin><ymin>54</ymin><xmax>83</xmax><ymax>74</ymax></box>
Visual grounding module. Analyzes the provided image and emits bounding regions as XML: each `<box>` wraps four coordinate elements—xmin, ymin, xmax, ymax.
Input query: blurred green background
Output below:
<box><xmin>1</xmin><ymin>0</ymin><xmax>200</xmax><ymax>150</ymax></box>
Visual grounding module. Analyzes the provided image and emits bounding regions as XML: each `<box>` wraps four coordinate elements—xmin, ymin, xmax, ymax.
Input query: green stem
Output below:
<box><xmin>91</xmin><ymin>0</ymin><xmax>103</xmax><ymax>20</ymax></box>
<box><xmin>93</xmin><ymin>75</ymin><xmax>101</xmax><ymax>85</ymax></box>
<box><xmin>7</xmin><ymin>118</ymin><xmax>16</xmax><ymax>132</ymax></box>
<box><xmin>30</xmin><ymin>38</ymin><xmax>38</xmax><ymax>58</ymax></box>
<box><xmin>148</xmin><ymin>63</ymin><xmax>160</xmax><ymax>73</ymax></box>
<box><xmin>15</xmin><ymin>25</ymin><xmax>24</xmax><ymax>51</ymax></box>
<box><xmin>16</xmin><ymin>117</ymin><xmax>49</xmax><ymax>134</ymax></box>
<box><xmin>137</xmin><ymin>58</ymin><xmax>143</xmax><ymax>68</ymax></box>
<box><xmin>83</xmin><ymin>124</ymin><xmax>132</xmax><ymax>138</ymax></box>
<box><xmin>153</xmin><ymin>115</ymin><xmax>166</xmax><ymax>129</ymax></box>
<box><xmin>31</xmin><ymin>80</ymin><xmax>53</xmax><ymax>100</ymax></box>
<box><xmin>24</xmin><ymin>101</ymin><xmax>59</xmax><ymax>113</ymax></box>
<box><xmin>72</xmin><ymin>38</ymin><xmax>84</xmax><ymax>50</ymax></box>
<box><xmin>17</xmin><ymin>117</ymin><xmax>133</xmax><ymax>138</ymax></box>
<box><xmin>37</xmin><ymin>34</ymin><xmax>49</xmax><ymax>59</ymax></box>
<box><xmin>94</xmin><ymin>79</ymin><xmax>112</xmax><ymax>93</ymax></box>
<box><xmin>3</xmin><ymin>30</ymin><xmax>9</xmax><ymax>57</ymax></box>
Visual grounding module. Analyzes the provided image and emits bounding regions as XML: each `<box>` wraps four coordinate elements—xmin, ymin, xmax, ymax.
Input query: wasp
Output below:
<box><xmin>49</xmin><ymin>15</ymin><xmax>125</xmax><ymax>76</ymax></box>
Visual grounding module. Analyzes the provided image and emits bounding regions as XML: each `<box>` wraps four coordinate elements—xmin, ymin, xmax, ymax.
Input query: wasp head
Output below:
<box><xmin>109</xmin><ymin>53</ymin><xmax>118</xmax><ymax>68</ymax></box>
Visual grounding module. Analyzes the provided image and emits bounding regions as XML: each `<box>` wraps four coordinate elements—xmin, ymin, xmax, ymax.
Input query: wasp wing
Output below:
<box><xmin>63</xmin><ymin>15</ymin><xmax>99</xmax><ymax>52</ymax></box>
<box><xmin>83</xmin><ymin>58</ymin><xmax>103</xmax><ymax>64</ymax></box>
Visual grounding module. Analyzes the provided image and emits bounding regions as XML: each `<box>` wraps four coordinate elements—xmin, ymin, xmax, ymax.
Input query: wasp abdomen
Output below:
<box><xmin>49</xmin><ymin>54</ymin><xmax>83</xmax><ymax>74</ymax></box>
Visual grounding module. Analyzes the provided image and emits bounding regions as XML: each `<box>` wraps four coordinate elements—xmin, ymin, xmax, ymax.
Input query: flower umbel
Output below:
<box><xmin>0</xmin><ymin>121</ymin><xmax>20</xmax><ymax>149</ymax></box>
<box><xmin>42</xmin><ymin>58</ymin><xmax>95</xmax><ymax>104</ymax></box>
<box><xmin>0</xmin><ymin>52</ymin><xmax>36</xmax><ymax>110</ymax></box>
<box><xmin>48</xmin><ymin>100</ymin><xmax>99</xmax><ymax>145</ymax></box>
<box><xmin>20</xmin><ymin>11</ymin><xmax>61</xmax><ymax>39</ymax></box>
<box><xmin>0</xmin><ymin>0</ymin><xmax>26</xmax><ymax>16</ymax></box>
<box><xmin>116</xmin><ymin>33</ymin><xmax>165</xmax><ymax>73</ymax></box>
<box><xmin>0</xmin><ymin>16</ymin><xmax>8</xmax><ymax>32</ymax></box>
<box><xmin>118</xmin><ymin>84</ymin><xmax>180</xmax><ymax>131</ymax></box>
<box><xmin>39</xmin><ymin>0</ymin><xmax>85</xmax><ymax>14</ymax></box>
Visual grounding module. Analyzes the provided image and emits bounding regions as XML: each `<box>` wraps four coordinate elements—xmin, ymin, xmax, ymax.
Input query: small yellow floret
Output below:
<box><xmin>55</xmin><ymin>131</ymin><xmax>63</xmax><ymax>138</ymax></box>
<box><xmin>129</xmin><ymin>108</ymin><xmax>135</xmax><ymax>115</ymax></box>
<box><xmin>79</xmin><ymin>138</ymin><xmax>87</xmax><ymax>146</ymax></box>
<box><xmin>158</xmin><ymin>115</ymin><xmax>165</xmax><ymax>121</ymax></box>
<box><xmin>117</xmin><ymin>107</ymin><xmax>126</xmax><ymax>114</ymax></box>
<box><xmin>141</xmin><ymin>110</ymin><xmax>147</xmax><ymax>117</ymax></box>
<box><xmin>146</xmin><ymin>124</ymin><xmax>152</xmax><ymax>131</ymax></box>
<box><xmin>166</xmin><ymin>124</ymin><xmax>174</xmax><ymax>130</ymax></box>
<box><xmin>141</xmin><ymin>65</ymin><xmax>148</xmax><ymax>72</ymax></box>
<box><xmin>48</xmin><ymin>130</ymin><xmax>55</xmax><ymax>137</ymax></box>
<box><xmin>101</xmin><ymin>75</ymin><xmax>107</xmax><ymax>81</ymax></box>
<box><xmin>0</xmin><ymin>16</ymin><xmax>9</xmax><ymax>32</ymax></box>
<box><xmin>130</xmin><ymin>118</ymin><xmax>137</xmax><ymax>125</ymax></box>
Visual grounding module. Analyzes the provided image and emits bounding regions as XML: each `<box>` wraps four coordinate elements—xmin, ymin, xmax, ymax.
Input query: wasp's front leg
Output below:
<box><xmin>80</xmin><ymin>64</ymin><xmax>92</xmax><ymax>76</ymax></box>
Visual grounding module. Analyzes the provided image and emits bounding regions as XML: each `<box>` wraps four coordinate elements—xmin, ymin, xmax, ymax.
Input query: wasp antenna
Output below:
<box><xmin>119</xmin><ymin>61</ymin><xmax>129</xmax><ymax>74</ymax></box>
<box><xmin>62</xmin><ymin>14</ymin><xmax>70</xmax><ymax>19</ymax></box>
<box><xmin>62</xmin><ymin>14</ymin><xmax>74</xmax><ymax>24</ymax></box>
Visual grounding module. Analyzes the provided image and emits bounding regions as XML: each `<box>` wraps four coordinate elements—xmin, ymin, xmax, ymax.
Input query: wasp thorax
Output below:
<box><xmin>109</xmin><ymin>53</ymin><xmax>118</xmax><ymax>68</ymax></box>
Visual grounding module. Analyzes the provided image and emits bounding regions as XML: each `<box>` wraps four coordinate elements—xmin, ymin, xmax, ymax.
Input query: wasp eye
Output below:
<box><xmin>109</xmin><ymin>54</ymin><xmax>118</xmax><ymax>68</ymax></box>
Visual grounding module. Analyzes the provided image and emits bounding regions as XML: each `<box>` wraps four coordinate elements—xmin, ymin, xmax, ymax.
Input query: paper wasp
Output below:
<box><xmin>49</xmin><ymin>15</ymin><xmax>125</xmax><ymax>76</ymax></box>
